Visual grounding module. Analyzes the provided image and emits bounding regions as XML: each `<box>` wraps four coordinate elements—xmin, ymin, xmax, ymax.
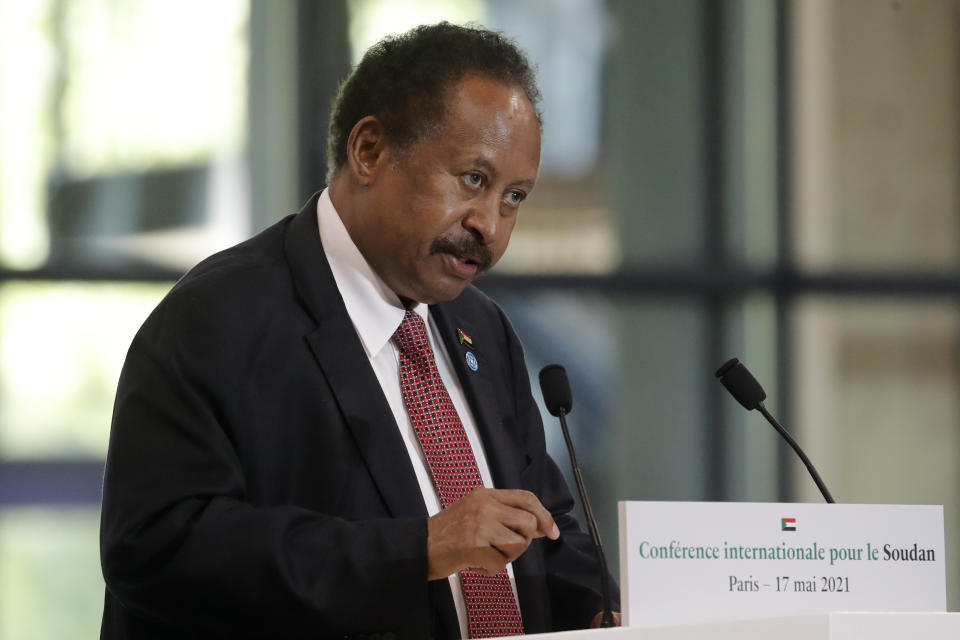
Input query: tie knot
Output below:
<box><xmin>392</xmin><ymin>309</ymin><xmax>430</xmax><ymax>356</ymax></box>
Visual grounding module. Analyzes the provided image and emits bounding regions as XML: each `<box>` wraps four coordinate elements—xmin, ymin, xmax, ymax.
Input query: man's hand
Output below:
<box><xmin>427</xmin><ymin>488</ymin><xmax>559</xmax><ymax>580</ymax></box>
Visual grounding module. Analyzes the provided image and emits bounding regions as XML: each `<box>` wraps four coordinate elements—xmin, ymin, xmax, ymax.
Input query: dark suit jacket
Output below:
<box><xmin>100</xmin><ymin>194</ymin><xmax>617</xmax><ymax>638</ymax></box>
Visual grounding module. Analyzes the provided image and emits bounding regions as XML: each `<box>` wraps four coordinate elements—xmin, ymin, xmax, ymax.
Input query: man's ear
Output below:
<box><xmin>345</xmin><ymin>116</ymin><xmax>389</xmax><ymax>186</ymax></box>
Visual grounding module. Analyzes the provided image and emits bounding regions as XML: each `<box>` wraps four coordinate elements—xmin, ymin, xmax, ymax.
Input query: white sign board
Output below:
<box><xmin>618</xmin><ymin>501</ymin><xmax>945</xmax><ymax>626</ymax></box>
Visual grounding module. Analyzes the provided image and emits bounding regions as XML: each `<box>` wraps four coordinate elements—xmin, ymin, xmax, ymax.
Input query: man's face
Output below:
<box><xmin>359</xmin><ymin>75</ymin><xmax>541</xmax><ymax>304</ymax></box>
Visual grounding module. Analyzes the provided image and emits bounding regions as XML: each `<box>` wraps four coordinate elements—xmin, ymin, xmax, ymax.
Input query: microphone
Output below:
<box><xmin>715</xmin><ymin>358</ymin><xmax>835</xmax><ymax>503</ymax></box>
<box><xmin>539</xmin><ymin>364</ymin><xmax>615</xmax><ymax>628</ymax></box>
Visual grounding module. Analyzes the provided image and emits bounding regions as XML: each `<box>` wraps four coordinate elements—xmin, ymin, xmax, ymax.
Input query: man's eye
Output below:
<box><xmin>465</xmin><ymin>172</ymin><xmax>483</xmax><ymax>187</ymax></box>
<box><xmin>504</xmin><ymin>190</ymin><xmax>525</xmax><ymax>206</ymax></box>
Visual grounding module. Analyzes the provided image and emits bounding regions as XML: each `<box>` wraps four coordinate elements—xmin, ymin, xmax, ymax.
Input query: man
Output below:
<box><xmin>100</xmin><ymin>22</ymin><xmax>619</xmax><ymax>638</ymax></box>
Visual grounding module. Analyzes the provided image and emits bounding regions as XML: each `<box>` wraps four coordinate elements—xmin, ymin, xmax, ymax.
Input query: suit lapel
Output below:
<box><xmin>431</xmin><ymin>303</ymin><xmax>528</xmax><ymax>491</ymax></box>
<box><xmin>432</xmin><ymin>301</ymin><xmax>547</xmax><ymax>632</ymax></box>
<box><xmin>283</xmin><ymin>196</ymin><xmax>425</xmax><ymax>520</ymax></box>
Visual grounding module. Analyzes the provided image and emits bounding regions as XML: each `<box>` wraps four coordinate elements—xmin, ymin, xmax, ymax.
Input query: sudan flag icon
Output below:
<box><xmin>781</xmin><ymin>517</ymin><xmax>797</xmax><ymax>532</ymax></box>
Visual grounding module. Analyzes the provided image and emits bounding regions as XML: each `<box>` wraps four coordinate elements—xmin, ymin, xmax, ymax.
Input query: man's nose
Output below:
<box><xmin>464</xmin><ymin>194</ymin><xmax>500</xmax><ymax>244</ymax></box>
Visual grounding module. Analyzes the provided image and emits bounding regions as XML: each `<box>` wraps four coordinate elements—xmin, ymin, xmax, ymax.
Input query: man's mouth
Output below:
<box><xmin>430</xmin><ymin>236</ymin><xmax>493</xmax><ymax>277</ymax></box>
<box><xmin>442</xmin><ymin>252</ymin><xmax>480</xmax><ymax>277</ymax></box>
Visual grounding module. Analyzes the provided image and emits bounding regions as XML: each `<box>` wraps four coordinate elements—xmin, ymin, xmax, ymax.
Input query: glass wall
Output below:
<box><xmin>0</xmin><ymin>0</ymin><xmax>248</xmax><ymax>635</ymax></box>
<box><xmin>790</xmin><ymin>0</ymin><xmax>960</xmax><ymax>607</ymax></box>
<box><xmin>2</xmin><ymin>0</ymin><xmax>959</xmax><ymax>634</ymax></box>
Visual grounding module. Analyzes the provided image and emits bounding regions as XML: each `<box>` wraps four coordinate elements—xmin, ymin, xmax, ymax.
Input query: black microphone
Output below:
<box><xmin>715</xmin><ymin>358</ymin><xmax>835</xmax><ymax>503</ymax></box>
<box><xmin>539</xmin><ymin>364</ymin><xmax>615</xmax><ymax>628</ymax></box>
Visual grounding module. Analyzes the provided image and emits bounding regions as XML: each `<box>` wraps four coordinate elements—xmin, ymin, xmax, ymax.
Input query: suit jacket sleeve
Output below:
<box><xmin>100</xmin><ymin>273</ymin><xmax>433</xmax><ymax>638</ymax></box>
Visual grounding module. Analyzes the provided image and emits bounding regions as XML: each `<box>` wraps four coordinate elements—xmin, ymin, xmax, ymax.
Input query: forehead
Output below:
<box><xmin>444</xmin><ymin>75</ymin><xmax>538</xmax><ymax>129</ymax></box>
<box><xmin>429</xmin><ymin>75</ymin><xmax>542</xmax><ymax>162</ymax></box>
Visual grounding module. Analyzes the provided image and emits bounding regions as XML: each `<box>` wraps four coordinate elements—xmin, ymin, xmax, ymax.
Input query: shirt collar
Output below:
<box><xmin>317</xmin><ymin>188</ymin><xmax>429</xmax><ymax>358</ymax></box>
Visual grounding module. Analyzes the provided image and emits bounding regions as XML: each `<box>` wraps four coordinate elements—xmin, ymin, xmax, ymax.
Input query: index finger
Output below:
<box><xmin>490</xmin><ymin>489</ymin><xmax>559</xmax><ymax>540</ymax></box>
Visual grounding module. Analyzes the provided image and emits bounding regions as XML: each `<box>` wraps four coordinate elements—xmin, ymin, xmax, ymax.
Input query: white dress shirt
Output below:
<box><xmin>316</xmin><ymin>189</ymin><xmax>519</xmax><ymax>636</ymax></box>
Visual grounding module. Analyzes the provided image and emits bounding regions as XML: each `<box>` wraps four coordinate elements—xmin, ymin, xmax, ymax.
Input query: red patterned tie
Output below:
<box><xmin>393</xmin><ymin>310</ymin><xmax>525</xmax><ymax>638</ymax></box>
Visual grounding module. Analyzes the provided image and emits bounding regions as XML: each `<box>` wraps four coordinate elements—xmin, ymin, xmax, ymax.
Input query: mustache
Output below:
<box><xmin>430</xmin><ymin>234</ymin><xmax>494</xmax><ymax>272</ymax></box>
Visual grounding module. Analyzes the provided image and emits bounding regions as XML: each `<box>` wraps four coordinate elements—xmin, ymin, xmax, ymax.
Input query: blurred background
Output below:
<box><xmin>1</xmin><ymin>0</ymin><xmax>958</xmax><ymax>635</ymax></box>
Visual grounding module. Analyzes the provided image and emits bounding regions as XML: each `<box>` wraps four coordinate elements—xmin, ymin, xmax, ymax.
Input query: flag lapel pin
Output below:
<box><xmin>457</xmin><ymin>328</ymin><xmax>473</xmax><ymax>347</ymax></box>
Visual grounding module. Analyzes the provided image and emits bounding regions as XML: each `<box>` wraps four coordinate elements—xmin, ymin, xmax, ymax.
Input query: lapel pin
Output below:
<box><xmin>457</xmin><ymin>328</ymin><xmax>473</xmax><ymax>347</ymax></box>
<box><xmin>465</xmin><ymin>351</ymin><xmax>479</xmax><ymax>371</ymax></box>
